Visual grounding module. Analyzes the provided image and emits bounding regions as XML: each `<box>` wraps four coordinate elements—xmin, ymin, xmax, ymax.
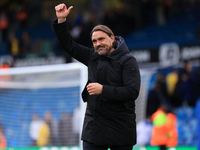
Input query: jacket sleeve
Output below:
<box><xmin>101</xmin><ymin>56</ymin><xmax>141</xmax><ymax>101</ymax></box>
<box><xmin>53</xmin><ymin>20</ymin><xmax>93</xmax><ymax>66</ymax></box>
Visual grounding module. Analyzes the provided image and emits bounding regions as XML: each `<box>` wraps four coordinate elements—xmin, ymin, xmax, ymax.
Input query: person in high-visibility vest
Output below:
<box><xmin>151</xmin><ymin>103</ymin><xmax>178</xmax><ymax>150</ymax></box>
<box><xmin>0</xmin><ymin>125</ymin><xmax>7</xmax><ymax>149</ymax></box>
<box><xmin>166</xmin><ymin>112</ymin><xmax>178</xmax><ymax>147</ymax></box>
<box><xmin>150</xmin><ymin>103</ymin><xmax>168</xmax><ymax>150</ymax></box>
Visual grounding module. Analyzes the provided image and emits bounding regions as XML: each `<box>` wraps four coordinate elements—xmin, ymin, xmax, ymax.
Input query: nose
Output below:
<box><xmin>96</xmin><ymin>40</ymin><xmax>101</xmax><ymax>46</ymax></box>
<box><xmin>94</xmin><ymin>40</ymin><xmax>102</xmax><ymax>50</ymax></box>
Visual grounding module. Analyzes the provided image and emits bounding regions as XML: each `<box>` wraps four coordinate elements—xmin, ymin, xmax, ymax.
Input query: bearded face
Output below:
<box><xmin>91</xmin><ymin>31</ymin><xmax>115</xmax><ymax>55</ymax></box>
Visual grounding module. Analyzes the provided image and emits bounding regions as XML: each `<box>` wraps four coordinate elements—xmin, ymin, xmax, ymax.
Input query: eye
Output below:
<box><xmin>99</xmin><ymin>37</ymin><xmax>104</xmax><ymax>41</ymax></box>
<box><xmin>92</xmin><ymin>40</ymin><xmax>97</xmax><ymax>44</ymax></box>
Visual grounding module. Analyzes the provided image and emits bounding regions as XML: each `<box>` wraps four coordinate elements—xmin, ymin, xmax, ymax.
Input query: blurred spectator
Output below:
<box><xmin>0</xmin><ymin>125</ymin><xmax>7</xmax><ymax>149</ymax></box>
<box><xmin>37</xmin><ymin>117</ymin><xmax>50</xmax><ymax>146</ymax></box>
<box><xmin>166</xmin><ymin>70</ymin><xmax>182</xmax><ymax>108</ymax></box>
<box><xmin>155</xmin><ymin>1</ymin><xmax>166</xmax><ymax>25</ymax></box>
<box><xmin>16</xmin><ymin>3</ymin><xmax>28</xmax><ymax>28</ymax></box>
<box><xmin>0</xmin><ymin>10</ymin><xmax>8</xmax><ymax>42</ymax></box>
<box><xmin>163</xmin><ymin>0</ymin><xmax>173</xmax><ymax>20</ymax></box>
<box><xmin>180</xmin><ymin>60</ymin><xmax>193</xmax><ymax>75</ymax></box>
<box><xmin>72</xmin><ymin>105</ymin><xmax>82</xmax><ymax>145</ymax></box>
<box><xmin>150</xmin><ymin>103</ymin><xmax>168</xmax><ymax>150</ymax></box>
<box><xmin>146</xmin><ymin>82</ymin><xmax>169</xmax><ymax>117</ymax></box>
<box><xmin>29</xmin><ymin>114</ymin><xmax>43</xmax><ymax>146</ymax></box>
<box><xmin>31</xmin><ymin>38</ymin><xmax>42</xmax><ymax>57</ymax></box>
<box><xmin>40</xmin><ymin>39</ymin><xmax>54</xmax><ymax>56</ymax></box>
<box><xmin>59</xmin><ymin>112</ymin><xmax>72</xmax><ymax>146</ymax></box>
<box><xmin>157</xmin><ymin>73</ymin><xmax>169</xmax><ymax>101</ymax></box>
<box><xmin>44</xmin><ymin>111</ymin><xmax>59</xmax><ymax>146</ymax></box>
<box><xmin>166</xmin><ymin>70</ymin><xmax>178</xmax><ymax>97</ymax></box>
<box><xmin>19</xmin><ymin>31</ymin><xmax>32</xmax><ymax>57</ymax></box>
<box><xmin>136</xmin><ymin>116</ymin><xmax>152</xmax><ymax>146</ymax></box>
<box><xmin>180</xmin><ymin>65</ymin><xmax>198</xmax><ymax>107</ymax></box>
<box><xmin>7</xmin><ymin>32</ymin><xmax>20</xmax><ymax>58</ymax></box>
<box><xmin>150</xmin><ymin>103</ymin><xmax>178</xmax><ymax>149</ymax></box>
<box><xmin>166</xmin><ymin>111</ymin><xmax>178</xmax><ymax>147</ymax></box>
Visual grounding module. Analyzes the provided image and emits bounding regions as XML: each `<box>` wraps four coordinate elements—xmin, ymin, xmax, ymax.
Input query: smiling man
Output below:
<box><xmin>91</xmin><ymin>26</ymin><xmax>115</xmax><ymax>55</ymax></box>
<box><xmin>53</xmin><ymin>3</ymin><xmax>141</xmax><ymax>150</ymax></box>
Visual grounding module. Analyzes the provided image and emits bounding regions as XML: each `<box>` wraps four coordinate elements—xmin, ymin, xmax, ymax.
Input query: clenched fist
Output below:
<box><xmin>55</xmin><ymin>3</ymin><xmax>73</xmax><ymax>23</ymax></box>
<box><xmin>87</xmin><ymin>83</ymin><xmax>103</xmax><ymax>95</ymax></box>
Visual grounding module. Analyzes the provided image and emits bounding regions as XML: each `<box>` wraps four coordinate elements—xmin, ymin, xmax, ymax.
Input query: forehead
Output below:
<box><xmin>92</xmin><ymin>31</ymin><xmax>109</xmax><ymax>40</ymax></box>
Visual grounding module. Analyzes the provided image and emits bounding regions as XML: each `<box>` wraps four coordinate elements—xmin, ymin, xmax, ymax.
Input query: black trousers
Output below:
<box><xmin>83</xmin><ymin>141</ymin><xmax>133</xmax><ymax>150</ymax></box>
<box><xmin>160</xmin><ymin>145</ymin><xmax>166</xmax><ymax>150</ymax></box>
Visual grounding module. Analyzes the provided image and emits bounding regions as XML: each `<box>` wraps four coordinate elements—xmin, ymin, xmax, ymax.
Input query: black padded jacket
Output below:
<box><xmin>53</xmin><ymin>20</ymin><xmax>141</xmax><ymax>146</ymax></box>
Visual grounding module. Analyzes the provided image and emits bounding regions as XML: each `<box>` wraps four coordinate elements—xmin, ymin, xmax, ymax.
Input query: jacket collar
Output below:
<box><xmin>91</xmin><ymin>36</ymin><xmax>129</xmax><ymax>60</ymax></box>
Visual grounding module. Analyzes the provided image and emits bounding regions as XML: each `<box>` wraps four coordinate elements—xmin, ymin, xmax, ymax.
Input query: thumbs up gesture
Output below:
<box><xmin>55</xmin><ymin>3</ymin><xmax>73</xmax><ymax>23</ymax></box>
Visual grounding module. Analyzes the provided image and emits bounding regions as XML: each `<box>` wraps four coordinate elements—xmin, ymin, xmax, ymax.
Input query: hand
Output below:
<box><xmin>55</xmin><ymin>3</ymin><xmax>73</xmax><ymax>23</ymax></box>
<box><xmin>87</xmin><ymin>83</ymin><xmax>103</xmax><ymax>95</ymax></box>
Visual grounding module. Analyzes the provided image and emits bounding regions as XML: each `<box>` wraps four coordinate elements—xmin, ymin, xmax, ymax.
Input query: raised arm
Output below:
<box><xmin>55</xmin><ymin>3</ymin><xmax>73</xmax><ymax>23</ymax></box>
<box><xmin>53</xmin><ymin>3</ymin><xmax>93</xmax><ymax>66</ymax></box>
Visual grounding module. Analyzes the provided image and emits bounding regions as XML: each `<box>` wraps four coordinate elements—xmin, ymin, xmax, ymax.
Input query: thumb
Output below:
<box><xmin>68</xmin><ymin>6</ymin><xmax>73</xmax><ymax>13</ymax></box>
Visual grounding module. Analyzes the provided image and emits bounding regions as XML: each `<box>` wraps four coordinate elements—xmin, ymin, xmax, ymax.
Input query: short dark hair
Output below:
<box><xmin>90</xmin><ymin>25</ymin><xmax>114</xmax><ymax>38</ymax></box>
<box><xmin>90</xmin><ymin>25</ymin><xmax>117</xmax><ymax>49</ymax></box>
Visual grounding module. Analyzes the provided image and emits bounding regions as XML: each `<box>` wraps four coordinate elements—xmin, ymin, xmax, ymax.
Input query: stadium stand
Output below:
<box><xmin>124</xmin><ymin>10</ymin><xmax>200</xmax><ymax>50</ymax></box>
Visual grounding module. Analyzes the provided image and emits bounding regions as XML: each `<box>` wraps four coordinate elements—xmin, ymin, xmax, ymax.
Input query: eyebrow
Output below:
<box><xmin>92</xmin><ymin>37</ymin><xmax>105</xmax><ymax>43</ymax></box>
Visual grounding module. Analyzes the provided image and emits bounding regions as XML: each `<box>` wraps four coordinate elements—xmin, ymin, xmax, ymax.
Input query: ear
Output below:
<box><xmin>110</xmin><ymin>35</ymin><xmax>115</xmax><ymax>43</ymax></box>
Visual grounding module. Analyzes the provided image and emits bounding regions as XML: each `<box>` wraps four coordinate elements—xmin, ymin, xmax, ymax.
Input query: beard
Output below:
<box><xmin>96</xmin><ymin>45</ymin><xmax>112</xmax><ymax>55</ymax></box>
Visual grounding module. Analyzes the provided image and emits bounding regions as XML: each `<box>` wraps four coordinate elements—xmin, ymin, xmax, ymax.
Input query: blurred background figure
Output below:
<box><xmin>0</xmin><ymin>125</ymin><xmax>7</xmax><ymax>149</ymax></box>
<box><xmin>150</xmin><ymin>103</ymin><xmax>178</xmax><ymax>149</ymax></box>
<box><xmin>150</xmin><ymin>103</ymin><xmax>168</xmax><ymax>150</ymax></box>
<box><xmin>166</xmin><ymin>70</ymin><xmax>182</xmax><ymax>108</ymax></box>
<box><xmin>166</xmin><ymin>111</ymin><xmax>178</xmax><ymax>147</ymax></box>
<box><xmin>0</xmin><ymin>10</ymin><xmax>8</xmax><ymax>43</ymax></box>
<box><xmin>146</xmin><ymin>81</ymin><xmax>169</xmax><ymax>117</ymax></box>
<box><xmin>44</xmin><ymin>111</ymin><xmax>59</xmax><ymax>146</ymax></box>
<box><xmin>37</xmin><ymin>115</ymin><xmax>50</xmax><ymax>147</ymax></box>
<box><xmin>7</xmin><ymin>32</ymin><xmax>20</xmax><ymax>58</ymax></box>
<box><xmin>72</xmin><ymin>105</ymin><xmax>82</xmax><ymax>146</ymax></box>
<box><xmin>19</xmin><ymin>31</ymin><xmax>32</xmax><ymax>58</ymax></box>
<box><xmin>16</xmin><ymin>2</ymin><xmax>28</xmax><ymax>28</ymax></box>
<box><xmin>29</xmin><ymin>114</ymin><xmax>43</xmax><ymax>146</ymax></box>
<box><xmin>136</xmin><ymin>116</ymin><xmax>152</xmax><ymax>146</ymax></box>
<box><xmin>179</xmin><ymin>61</ymin><xmax>198</xmax><ymax>107</ymax></box>
<box><xmin>59</xmin><ymin>112</ymin><xmax>72</xmax><ymax>146</ymax></box>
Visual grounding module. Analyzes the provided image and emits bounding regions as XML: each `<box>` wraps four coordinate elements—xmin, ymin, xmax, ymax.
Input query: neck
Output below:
<box><xmin>109</xmin><ymin>48</ymin><xmax>115</xmax><ymax>53</ymax></box>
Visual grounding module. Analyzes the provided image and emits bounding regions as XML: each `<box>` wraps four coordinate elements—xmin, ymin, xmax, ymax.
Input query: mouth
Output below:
<box><xmin>98</xmin><ymin>48</ymin><xmax>103</xmax><ymax>52</ymax></box>
<box><xmin>97</xmin><ymin>46</ymin><xmax>105</xmax><ymax>51</ymax></box>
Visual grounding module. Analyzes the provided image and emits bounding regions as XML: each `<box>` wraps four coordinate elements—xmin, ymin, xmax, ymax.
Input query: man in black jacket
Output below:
<box><xmin>53</xmin><ymin>3</ymin><xmax>141</xmax><ymax>150</ymax></box>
